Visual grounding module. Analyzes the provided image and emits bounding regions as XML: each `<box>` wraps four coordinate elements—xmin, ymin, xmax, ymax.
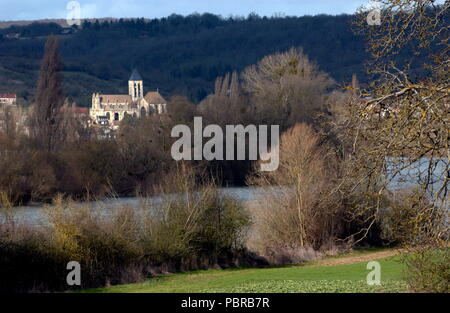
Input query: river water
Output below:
<box><xmin>4</xmin><ymin>158</ymin><xmax>448</xmax><ymax>225</ymax></box>
<box><xmin>4</xmin><ymin>187</ymin><xmax>268</xmax><ymax>225</ymax></box>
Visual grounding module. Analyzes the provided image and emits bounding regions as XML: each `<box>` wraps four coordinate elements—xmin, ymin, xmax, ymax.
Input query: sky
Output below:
<box><xmin>0</xmin><ymin>0</ymin><xmax>372</xmax><ymax>21</ymax></box>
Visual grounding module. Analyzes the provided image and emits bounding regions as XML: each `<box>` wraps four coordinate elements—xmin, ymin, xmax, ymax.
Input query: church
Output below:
<box><xmin>90</xmin><ymin>69</ymin><xmax>167</xmax><ymax>129</ymax></box>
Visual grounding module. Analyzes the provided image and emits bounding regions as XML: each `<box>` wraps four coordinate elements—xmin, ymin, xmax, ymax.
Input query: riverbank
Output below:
<box><xmin>0</xmin><ymin>183</ymin><xmax>259</xmax><ymax>292</ymax></box>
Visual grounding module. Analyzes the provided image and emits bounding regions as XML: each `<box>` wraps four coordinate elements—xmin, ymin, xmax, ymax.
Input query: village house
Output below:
<box><xmin>0</xmin><ymin>94</ymin><xmax>17</xmax><ymax>105</ymax></box>
<box><xmin>0</xmin><ymin>94</ymin><xmax>28</xmax><ymax>134</ymax></box>
<box><xmin>90</xmin><ymin>69</ymin><xmax>167</xmax><ymax>129</ymax></box>
<box><xmin>5</xmin><ymin>33</ymin><xmax>20</xmax><ymax>39</ymax></box>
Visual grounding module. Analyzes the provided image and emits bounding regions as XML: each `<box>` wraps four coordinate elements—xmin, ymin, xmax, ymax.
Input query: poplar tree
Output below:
<box><xmin>31</xmin><ymin>35</ymin><xmax>64</xmax><ymax>151</ymax></box>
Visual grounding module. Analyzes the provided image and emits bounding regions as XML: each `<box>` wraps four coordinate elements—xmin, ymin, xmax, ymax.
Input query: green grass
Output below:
<box><xmin>82</xmin><ymin>250</ymin><xmax>408</xmax><ymax>293</ymax></box>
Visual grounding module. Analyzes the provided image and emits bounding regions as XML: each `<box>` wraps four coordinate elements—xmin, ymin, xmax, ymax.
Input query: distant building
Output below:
<box><xmin>61</xmin><ymin>105</ymin><xmax>90</xmax><ymax>123</ymax></box>
<box><xmin>62</xmin><ymin>106</ymin><xmax>89</xmax><ymax>117</ymax></box>
<box><xmin>0</xmin><ymin>96</ymin><xmax>27</xmax><ymax>134</ymax></box>
<box><xmin>61</xmin><ymin>27</ymin><xmax>78</xmax><ymax>35</ymax></box>
<box><xmin>5</xmin><ymin>33</ymin><xmax>20</xmax><ymax>39</ymax></box>
<box><xmin>90</xmin><ymin>69</ymin><xmax>167</xmax><ymax>129</ymax></box>
<box><xmin>0</xmin><ymin>94</ymin><xmax>17</xmax><ymax>105</ymax></box>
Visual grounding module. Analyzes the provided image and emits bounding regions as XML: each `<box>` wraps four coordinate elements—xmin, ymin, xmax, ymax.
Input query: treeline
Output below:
<box><xmin>0</xmin><ymin>22</ymin><xmax>64</xmax><ymax>38</ymax></box>
<box><xmin>1</xmin><ymin>13</ymin><xmax>376</xmax><ymax>105</ymax></box>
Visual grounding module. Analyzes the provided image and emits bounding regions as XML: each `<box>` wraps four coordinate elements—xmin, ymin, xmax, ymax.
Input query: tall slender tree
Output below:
<box><xmin>31</xmin><ymin>35</ymin><xmax>64</xmax><ymax>151</ymax></box>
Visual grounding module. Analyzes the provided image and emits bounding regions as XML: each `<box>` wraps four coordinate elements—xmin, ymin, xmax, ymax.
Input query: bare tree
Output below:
<box><xmin>248</xmin><ymin>123</ymin><xmax>345</xmax><ymax>262</ymax></box>
<box><xmin>199</xmin><ymin>71</ymin><xmax>249</xmax><ymax>126</ymax></box>
<box><xmin>242</xmin><ymin>48</ymin><xmax>334</xmax><ymax>129</ymax></box>
<box><xmin>328</xmin><ymin>0</ymin><xmax>449</xmax><ymax>291</ymax></box>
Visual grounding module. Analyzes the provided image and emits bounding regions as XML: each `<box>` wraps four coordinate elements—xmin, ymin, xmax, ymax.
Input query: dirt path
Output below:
<box><xmin>313</xmin><ymin>249</ymin><xmax>402</xmax><ymax>267</ymax></box>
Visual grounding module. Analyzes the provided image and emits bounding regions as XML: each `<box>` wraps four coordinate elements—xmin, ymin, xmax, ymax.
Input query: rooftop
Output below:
<box><xmin>129</xmin><ymin>69</ymin><xmax>143</xmax><ymax>81</ymax></box>
<box><xmin>0</xmin><ymin>94</ymin><xmax>16</xmax><ymax>98</ymax></box>
<box><xmin>99</xmin><ymin>94</ymin><xmax>132</xmax><ymax>104</ymax></box>
<box><xmin>144</xmin><ymin>91</ymin><xmax>167</xmax><ymax>104</ymax></box>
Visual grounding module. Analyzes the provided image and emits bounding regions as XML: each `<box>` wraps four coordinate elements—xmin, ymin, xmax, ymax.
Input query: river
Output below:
<box><xmin>4</xmin><ymin>186</ymin><xmax>268</xmax><ymax>225</ymax></box>
<box><xmin>4</xmin><ymin>158</ymin><xmax>448</xmax><ymax>225</ymax></box>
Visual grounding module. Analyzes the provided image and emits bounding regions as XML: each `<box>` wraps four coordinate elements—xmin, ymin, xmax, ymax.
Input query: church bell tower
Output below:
<box><xmin>128</xmin><ymin>69</ymin><xmax>143</xmax><ymax>101</ymax></box>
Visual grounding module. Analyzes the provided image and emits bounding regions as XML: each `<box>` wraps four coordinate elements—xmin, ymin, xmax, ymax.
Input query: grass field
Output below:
<box><xmin>82</xmin><ymin>249</ymin><xmax>409</xmax><ymax>293</ymax></box>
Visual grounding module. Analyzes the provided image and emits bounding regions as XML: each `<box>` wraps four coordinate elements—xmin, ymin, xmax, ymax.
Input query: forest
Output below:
<box><xmin>0</xmin><ymin>12</ymin><xmax>420</xmax><ymax>105</ymax></box>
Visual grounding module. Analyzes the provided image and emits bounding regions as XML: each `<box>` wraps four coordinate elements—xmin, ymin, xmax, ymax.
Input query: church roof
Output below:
<box><xmin>99</xmin><ymin>94</ymin><xmax>132</xmax><ymax>104</ymax></box>
<box><xmin>129</xmin><ymin>69</ymin><xmax>143</xmax><ymax>81</ymax></box>
<box><xmin>144</xmin><ymin>91</ymin><xmax>167</xmax><ymax>104</ymax></box>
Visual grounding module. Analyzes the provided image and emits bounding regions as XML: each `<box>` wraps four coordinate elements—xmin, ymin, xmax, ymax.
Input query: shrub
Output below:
<box><xmin>380</xmin><ymin>188</ymin><xmax>449</xmax><ymax>293</ymax></box>
<box><xmin>45</xmin><ymin>197</ymin><xmax>145</xmax><ymax>288</ymax></box>
<box><xmin>403</xmin><ymin>248</ymin><xmax>449</xmax><ymax>293</ymax></box>
<box><xmin>0</xmin><ymin>166</ymin><xmax>253</xmax><ymax>292</ymax></box>
<box><xmin>248</xmin><ymin>123</ymin><xmax>347</xmax><ymax>263</ymax></box>
<box><xmin>380</xmin><ymin>188</ymin><xmax>446</xmax><ymax>245</ymax></box>
<box><xmin>142</xmin><ymin>164</ymin><xmax>251</xmax><ymax>271</ymax></box>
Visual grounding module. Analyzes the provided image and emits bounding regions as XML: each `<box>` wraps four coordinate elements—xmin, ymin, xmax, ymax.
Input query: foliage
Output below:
<box><xmin>143</xmin><ymin>164</ymin><xmax>251</xmax><ymax>264</ymax></box>
<box><xmin>29</xmin><ymin>36</ymin><xmax>65</xmax><ymax>151</ymax></box>
<box><xmin>402</xmin><ymin>248</ymin><xmax>449</xmax><ymax>293</ymax></box>
<box><xmin>0</xmin><ymin>167</ymin><xmax>252</xmax><ymax>292</ymax></box>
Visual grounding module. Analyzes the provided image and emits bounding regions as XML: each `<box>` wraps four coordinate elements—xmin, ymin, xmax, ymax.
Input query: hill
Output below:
<box><xmin>0</xmin><ymin>13</ymin><xmax>412</xmax><ymax>106</ymax></box>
